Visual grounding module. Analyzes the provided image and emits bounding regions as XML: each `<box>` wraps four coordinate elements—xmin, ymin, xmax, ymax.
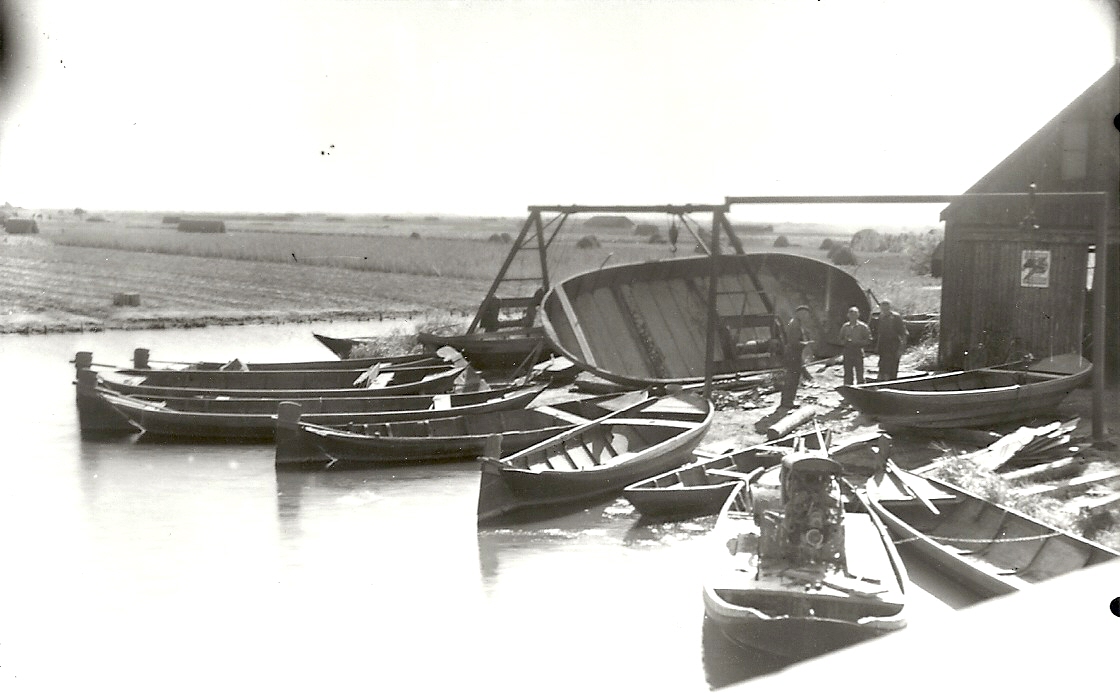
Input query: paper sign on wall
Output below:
<box><xmin>1021</xmin><ymin>250</ymin><xmax>1050</xmax><ymax>288</ymax></box>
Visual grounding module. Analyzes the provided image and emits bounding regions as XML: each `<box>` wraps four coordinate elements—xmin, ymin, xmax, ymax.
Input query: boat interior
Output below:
<box><xmin>886</xmin><ymin>492</ymin><xmax>1116</xmax><ymax>583</ymax></box>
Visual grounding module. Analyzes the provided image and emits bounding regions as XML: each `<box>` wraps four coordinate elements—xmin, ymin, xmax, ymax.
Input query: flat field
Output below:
<box><xmin>0</xmin><ymin>211</ymin><xmax>942</xmax><ymax>333</ymax></box>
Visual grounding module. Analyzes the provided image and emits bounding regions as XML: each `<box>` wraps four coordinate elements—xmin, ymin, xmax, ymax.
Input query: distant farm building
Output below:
<box><xmin>938</xmin><ymin>63</ymin><xmax>1119</xmax><ymax>380</ymax></box>
<box><xmin>633</xmin><ymin>223</ymin><xmax>658</xmax><ymax>236</ymax></box>
<box><xmin>4</xmin><ymin>218</ymin><xmax>39</xmax><ymax>234</ymax></box>
<box><xmin>178</xmin><ymin>219</ymin><xmax>227</xmax><ymax>233</ymax></box>
<box><xmin>583</xmin><ymin>215</ymin><xmax>634</xmax><ymax>230</ymax></box>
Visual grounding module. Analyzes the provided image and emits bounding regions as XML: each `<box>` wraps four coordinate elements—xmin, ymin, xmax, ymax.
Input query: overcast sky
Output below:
<box><xmin>0</xmin><ymin>1</ymin><xmax>1115</xmax><ymax>224</ymax></box>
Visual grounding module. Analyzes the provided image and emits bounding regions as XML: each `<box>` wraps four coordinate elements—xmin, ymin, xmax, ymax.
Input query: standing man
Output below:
<box><xmin>839</xmin><ymin>306</ymin><xmax>872</xmax><ymax>385</ymax></box>
<box><xmin>876</xmin><ymin>299</ymin><xmax>907</xmax><ymax>381</ymax></box>
<box><xmin>780</xmin><ymin>305</ymin><xmax>813</xmax><ymax>409</ymax></box>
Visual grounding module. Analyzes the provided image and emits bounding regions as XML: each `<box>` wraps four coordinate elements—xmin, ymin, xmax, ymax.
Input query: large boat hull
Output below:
<box><xmin>541</xmin><ymin>253</ymin><xmax>870</xmax><ymax>387</ymax></box>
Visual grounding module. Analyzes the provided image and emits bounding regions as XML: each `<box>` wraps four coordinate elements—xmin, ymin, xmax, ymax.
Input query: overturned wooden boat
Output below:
<box><xmin>280</xmin><ymin>392</ymin><xmax>645</xmax><ymax>469</ymax></box>
<box><xmin>476</xmin><ymin>391</ymin><xmax>712</xmax><ymax>525</ymax></box>
<box><xmin>866</xmin><ymin>469</ymin><xmax>1120</xmax><ymax>598</ymax></box>
<box><xmin>836</xmin><ymin>353</ymin><xmax>1091</xmax><ymax>429</ymax></box>
<box><xmin>540</xmin><ymin>253</ymin><xmax>871</xmax><ymax>387</ymax></box>
<box><xmin>97</xmin><ymin>382</ymin><xmax>546</xmax><ymax>442</ymax></box>
<box><xmin>702</xmin><ymin>451</ymin><xmax>908</xmax><ymax>660</ymax></box>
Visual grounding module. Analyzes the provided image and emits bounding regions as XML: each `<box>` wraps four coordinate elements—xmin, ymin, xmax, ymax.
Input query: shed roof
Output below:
<box><xmin>940</xmin><ymin>63</ymin><xmax>1119</xmax><ymax>226</ymax></box>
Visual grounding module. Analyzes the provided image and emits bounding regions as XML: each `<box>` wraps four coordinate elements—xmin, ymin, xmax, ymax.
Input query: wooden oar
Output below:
<box><xmin>885</xmin><ymin>460</ymin><xmax>940</xmax><ymax>515</ymax></box>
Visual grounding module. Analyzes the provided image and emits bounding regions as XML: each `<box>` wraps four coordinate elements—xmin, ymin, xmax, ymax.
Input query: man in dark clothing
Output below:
<box><xmin>876</xmin><ymin>299</ymin><xmax>907</xmax><ymax>381</ymax></box>
<box><xmin>780</xmin><ymin>305</ymin><xmax>813</xmax><ymax>409</ymax></box>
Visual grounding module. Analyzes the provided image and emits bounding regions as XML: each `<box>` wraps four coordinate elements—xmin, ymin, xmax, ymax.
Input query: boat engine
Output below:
<box><xmin>759</xmin><ymin>454</ymin><xmax>846</xmax><ymax>568</ymax></box>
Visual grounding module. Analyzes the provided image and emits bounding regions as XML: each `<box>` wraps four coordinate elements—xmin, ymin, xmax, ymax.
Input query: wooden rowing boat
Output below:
<box><xmin>540</xmin><ymin>253</ymin><xmax>871</xmax><ymax>387</ymax></box>
<box><xmin>280</xmin><ymin>392</ymin><xmax>646</xmax><ymax>469</ymax></box>
<box><xmin>315</xmin><ymin>329</ymin><xmax>551</xmax><ymax>371</ymax></box>
<box><xmin>865</xmin><ymin>469</ymin><xmax>1120</xmax><ymax>598</ymax></box>
<box><xmin>417</xmin><ymin>328</ymin><xmax>551</xmax><ymax>371</ymax></box>
<box><xmin>74</xmin><ymin>365</ymin><xmax>496</xmax><ymax>436</ymax></box>
<box><xmin>476</xmin><ymin>391</ymin><xmax>713</xmax><ymax>525</ymax></box>
<box><xmin>836</xmin><ymin>353</ymin><xmax>1091</xmax><ymax>429</ymax></box>
<box><xmin>96</xmin><ymin>382</ymin><xmax>546</xmax><ymax>442</ymax></box>
<box><xmin>624</xmin><ymin>431</ymin><xmax>890</xmax><ymax>520</ymax></box>
<box><xmin>623</xmin><ymin>442</ymin><xmax>787</xmax><ymax>520</ymax></box>
<box><xmin>91</xmin><ymin>363</ymin><xmax>468</xmax><ymax>400</ymax></box>
<box><xmin>76</xmin><ymin>348</ymin><xmax>447</xmax><ymax>373</ymax></box>
<box><xmin>702</xmin><ymin>451</ymin><xmax>908</xmax><ymax>660</ymax></box>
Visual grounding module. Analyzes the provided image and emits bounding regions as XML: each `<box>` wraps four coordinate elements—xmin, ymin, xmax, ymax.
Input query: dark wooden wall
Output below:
<box><xmin>940</xmin><ymin>226</ymin><xmax>1089</xmax><ymax>369</ymax></box>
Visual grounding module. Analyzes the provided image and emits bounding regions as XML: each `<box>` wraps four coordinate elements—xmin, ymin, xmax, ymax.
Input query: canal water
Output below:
<box><xmin>0</xmin><ymin>321</ymin><xmax>981</xmax><ymax>691</ymax></box>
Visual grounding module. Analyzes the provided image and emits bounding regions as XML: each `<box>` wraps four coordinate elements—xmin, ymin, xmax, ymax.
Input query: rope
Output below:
<box><xmin>893</xmin><ymin>530</ymin><xmax>1064</xmax><ymax>545</ymax></box>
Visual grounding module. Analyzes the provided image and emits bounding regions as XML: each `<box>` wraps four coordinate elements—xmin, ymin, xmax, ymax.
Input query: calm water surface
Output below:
<box><xmin>0</xmin><ymin>321</ymin><xmax>979</xmax><ymax>691</ymax></box>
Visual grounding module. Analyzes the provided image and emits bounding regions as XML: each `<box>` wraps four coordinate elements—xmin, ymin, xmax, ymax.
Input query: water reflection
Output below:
<box><xmin>0</xmin><ymin>323</ymin><xmax>987</xmax><ymax>691</ymax></box>
<box><xmin>701</xmin><ymin>615</ymin><xmax>791</xmax><ymax>687</ymax></box>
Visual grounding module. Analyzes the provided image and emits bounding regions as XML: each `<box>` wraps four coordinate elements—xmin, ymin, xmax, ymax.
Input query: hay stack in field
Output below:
<box><xmin>583</xmin><ymin>215</ymin><xmax>633</xmax><ymax>230</ymax></box>
<box><xmin>178</xmin><ymin>219</ymin><xmax>226</xmax><ymax>233</ymax></box>
<box><xmin>773</xmin><ymin>235</ymin><xmax>790</xmax><ymax>248</ymax></box>
<box><xmin>819</xmin><ymin>238</ymin><xmax>834</xmax><ymax>250</ymax></box>
<box><xmin>827</xmin><ymin>244</ymin><xmax>858</xmax><ymax>265</ymax></box>
<box><xmin>576</xmin><ymin>234</ymin><xmax>601</xmax><ymax>249</ymax></box>
<box><xmin>850</xmin><ymin>228</ymin><xmax>886</xmax><ymax>252</ymax></box>
<box><xmin>161</xmin><ymin>215</ymin><xmax>181</xmax><ymax>224</ymax></box>
<box><xmin>409</xmin><ymin>231</ymin><xmax>421</xmax><ymax>239</ymax></box>
<box><xmin>648</xmin><ymin>230</ymin><xmax>666</xmax><ymax>244</ymax></box>
<box><xmin>488</xmin><ymin>232</ymin><xmax>512</xmax><ymax>244</ymax></box>
<box><xmin>930</xmin><ymin>240</ymin><xmax>944</xmax><ymax>278</ymax></box>
<box><xmin>4</xmin><ymin>218</ymin><xmax>39</xmax><ymax>234</ymax></box>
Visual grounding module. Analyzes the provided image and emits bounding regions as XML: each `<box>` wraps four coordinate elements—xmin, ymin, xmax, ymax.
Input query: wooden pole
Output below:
<box><xmin>534</xmin><ymin>211</ymin><xmax>550</xmax><ymax>292</ymax></box>
<box><xmin>1092</xmin><ymin>193</ymin><xmax>1109</xmax><ymax>443</ymax></box>
<box><xmin>704</xmin><ymin>210</ymin><xmax>724</xmax><ymax>398</ymax></box>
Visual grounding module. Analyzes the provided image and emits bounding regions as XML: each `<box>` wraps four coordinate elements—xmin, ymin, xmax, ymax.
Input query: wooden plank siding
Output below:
<box><xmin>938</xmin><ymin>64</ymin><xmax>1119</xmax><ymax>378</ymax></box>
<box><xmin>940</xmin><ymin>228</ymin><xmax>1087</xmax><ymax>369</ymax></box>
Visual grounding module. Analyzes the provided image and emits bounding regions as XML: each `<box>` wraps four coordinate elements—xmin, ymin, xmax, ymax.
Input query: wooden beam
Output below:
<box><xmin>528</xmin><ymin>203</ymin><xmax>727</xmax><ymax>214</ymax></box>
<box><xmin>553</xmin><ymin>285</ymin><xmax>597</xmax><ymax>368</ymax></box>
<box><xmin>704</xmin><ymin>210</ymin><xmax>723</xmax><ymax>398</ymax></box>
<box><xmin>725</xmin><ymin>193</ymin><xmax>1108</xmax><ymax>205</ymax></box>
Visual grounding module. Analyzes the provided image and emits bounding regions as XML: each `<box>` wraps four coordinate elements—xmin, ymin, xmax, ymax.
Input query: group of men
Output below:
<box><xmin>778</xmin><ymin>299</ymin><xmax>908</xmax><ymax>410</ymax></box>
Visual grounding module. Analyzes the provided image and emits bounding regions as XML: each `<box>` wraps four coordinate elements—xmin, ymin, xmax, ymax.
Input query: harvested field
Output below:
<box><xmin>0</xmin><ymin>235</ymin><xmax>485</xmax><ymax>333</ymax></box>
<box><xmin>3</xmin><ymin>212</ymin><xmax>943</xmax><ymax>334</ymax></box>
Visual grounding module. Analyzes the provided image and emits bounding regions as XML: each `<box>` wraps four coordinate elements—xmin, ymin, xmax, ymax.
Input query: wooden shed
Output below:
<box><xmin>178</xmin><ymin>218</ymin><xmax>226</xmax><ymax>233</ymax></box>
<box><xmin>3</xmin><ymin>218</ymin><xmax>39</xmax><ymax>234</ymax></box>
<box><xmin>938</xmin><ymin>63</ymin><xmax>1119</xmax><ymax>380</ymax></box>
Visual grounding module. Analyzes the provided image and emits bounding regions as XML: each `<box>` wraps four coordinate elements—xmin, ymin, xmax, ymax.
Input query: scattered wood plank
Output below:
<box><xmin>1010</xmin><ymin>469</ymin><xmax>1120</xmax><ymax>499</ymax></box>
<box><xmin>766</xmin><ymin>406</ymin><xmax>815</xmax><ymax>440</ymax></box>
<box><xmin>1074</xmin><ymin>491</ymin><xmax>1120</xmax><ymax>519</ymax></box>
<box><xmin>999</xmin><ymin>457</ymin><xmax>1082</xmax><ymax>483</ymax></box>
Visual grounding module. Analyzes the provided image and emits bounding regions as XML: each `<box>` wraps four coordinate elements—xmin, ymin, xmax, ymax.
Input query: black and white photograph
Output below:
<box><xmin>1</xmin><ymin>1</ymin><xmax>1118</xmax><ymax>690</ymax></box>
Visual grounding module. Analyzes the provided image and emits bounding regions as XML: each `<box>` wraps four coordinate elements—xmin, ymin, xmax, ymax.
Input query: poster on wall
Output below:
<box><xmin>1021</xmin><ymin>250</ymin><xmax>1051</xmax><ymax>288</ymax></box>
